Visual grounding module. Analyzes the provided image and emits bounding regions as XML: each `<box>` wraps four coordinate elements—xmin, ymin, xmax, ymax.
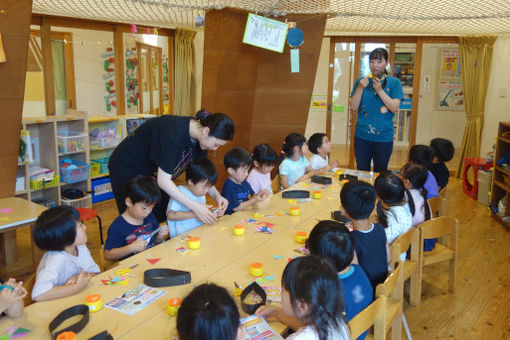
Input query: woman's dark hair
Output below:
<box><xmin>177</xmin><ymin>283</ymin><xmax>240</xmax><ymax>340</ymax></box>
<box><xmin>224</xmin><ymin>147</ymin><xmax>252</xmax><ymax>170</ymax></box>
<box><xmin>409</xmin><ymin>144</ymin><xmax>435</xmax><ymax>168</ymax></box>
<box><xmin>400</xmin><ymin>163</ymin><xmax>431</xmax><ymax>222</ymax></box>
<box><xmin>307</xmin><ymin>133</ymin><xmax>327</xmax><ymax>155</ymax></box>
<box><xmin>196</xmin><ymin>109</ymin><xmax>235</xmax><ymax>141</ymax></box>
<box><xmin>374</xmin><ymin>172</ymin><xmax>406</xmax><ymax>228</ymax></box>
<box><xmin>430</xmin><ymin>138</ymin><xmax>454</xmax><ymax>162</ymax></box>
<box><xmin>280</xmin><ymin>133</ymin><xmax>307</xmax><ymax>165</ymax></box>
<box><xmin>369</xmin><ymin>48</ymin><xmax>389</xmax><ymax>62</ymax></box>
<box><xmin>252</xmin><ymin>143</ymin><xmax>277</xmax><ymax>167</ymax></box>
<box><xmin>186</xmin><ymin>158</ymin><xmax>217</xmax><ymax>186</ymax></box>
<box><xmin>307</xmin><ymin>220</ymin><xmax>355</xmax><ymax>272</ymax></box>
<box><xmin>33</xmin><ymin>205</ymin><xmax>80</xmax><ymax>251</ymax></box>
<box><xmin>340</xmin><ymin>180</ymin><xmax>377</xmax><ymax>220</ymax></box>
<box><xmin>282</xmin><ymin>255</ymin><xmax>346</xmax><ymax>340</ymax></box>
<box><xmin>126</xmin><ymin>175</ymin><xmax>161</xmax><ymax>205</ymax></box>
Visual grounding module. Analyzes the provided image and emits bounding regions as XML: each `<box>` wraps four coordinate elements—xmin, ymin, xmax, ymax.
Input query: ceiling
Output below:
<box><xmin>32</xmin><ymin>0</ymin><xmax>510</xmax><ymax>35</ymax></box>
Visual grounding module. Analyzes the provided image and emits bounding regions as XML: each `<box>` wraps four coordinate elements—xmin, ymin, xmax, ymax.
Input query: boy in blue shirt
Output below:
<box><xmin>221</xmin><ymin>147</ymin><xmax>269</xmax><ymax>214</ymax></box>
<box><xmin>167</xmin><ymin>159</ymin><xmax>218</xmax><ymax>238</ymax></box>
<box><xmin>340</xmin><ymin>180</ymin><xmax>390</xmax><ymax>289</ymax></box>
<box><xmin>307</xmin><ymin>220</ymin><xmax>373</xmax><ymax>340</ymax></box>
<box><xmin>104</xmin><ymin>175</ymin><xmax>168</xmax><ymax>261</ymax></box>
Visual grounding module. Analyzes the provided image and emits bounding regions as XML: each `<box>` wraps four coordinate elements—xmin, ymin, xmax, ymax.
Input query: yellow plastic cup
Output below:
<box><xmin>188</xmin><ymin>237</ymin><xmax>201</xmax><ymax>250</ymax></box>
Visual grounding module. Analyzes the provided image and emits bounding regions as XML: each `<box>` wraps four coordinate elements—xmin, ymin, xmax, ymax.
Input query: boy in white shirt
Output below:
<box><xmin>32</xmin><ymin>206</ymin><xmax>100</xmax><ymax>301</ymax></box>
<box><xmin>167</xmin><ymin>159</ymin><xmax>218</xmax><ymax>238</ymax></box>
<box><xmin>307</xmin><ymin>133</ymin><xmax>338</xmax><ymax>171</ymax></box>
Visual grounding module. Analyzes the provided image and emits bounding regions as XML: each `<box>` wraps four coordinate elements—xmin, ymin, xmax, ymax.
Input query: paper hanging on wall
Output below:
<box><xmin>0</xmin><ymin>34</ymin><xmax>6</xmax><ymax>63</ymax></box>
<box><xmin>242</xmin><ymin>13</ymin><xmax>288</xmax><ymax>53</ymax></box>
<box><xmin>290</xmin><ymin>49</ymin><xmax>299</xmax><ymax>73</ymax></box>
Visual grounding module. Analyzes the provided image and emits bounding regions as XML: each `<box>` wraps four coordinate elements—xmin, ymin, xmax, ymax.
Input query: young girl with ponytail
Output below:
<box><xmin>256</xmin><ymin>255</ymin><xmax>349</xmax><ymax>340</ymax></box>
<box><xmin>279</xmin><ymin>133</ymin><xmax>317</xmax><ymax>189</ymax></box>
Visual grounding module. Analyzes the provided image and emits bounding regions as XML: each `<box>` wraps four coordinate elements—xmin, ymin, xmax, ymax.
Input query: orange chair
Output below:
<box><xmin>76</xmin><ymin>207</ymin><xmax>104</xmax><ymax>245</ymax></box>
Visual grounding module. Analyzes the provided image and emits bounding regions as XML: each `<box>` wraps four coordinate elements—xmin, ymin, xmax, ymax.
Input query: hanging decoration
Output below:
<box><xmin>102</xmin><ymin>47</ymin><xmax>116</xmax><ymax>112</ymax></box>
<box><xmin>131</xmin><ymin>24</ymin><xmax>137</xmax><ymax>33</ymax></box>
<box><xmin>286</xmin><ymin>25</ymin><xmax>304</xmax><ymax>74</ymax></box>
<box><xmin>146</xmin><ymin>27</ymin><xmax>151</xmax><ymax>34</ymax></box>
<box><xmin>162</xmin><ymin>55</ymin><xmax>169</xmax><ymax>110</ymax></box>
<box><xmin>153</xmin><ymin>28</ymin><xmax>158</xmax><ymax>36</ymax></box>
<box><xmin>0</xmin><ymin>34</ymin><xmax>6</xmax><ymax>63</ymax></box>
<box><xmin>125</xmin><ymin>47</ymin><xmax>139</xmax><ymax>110</ymax></box>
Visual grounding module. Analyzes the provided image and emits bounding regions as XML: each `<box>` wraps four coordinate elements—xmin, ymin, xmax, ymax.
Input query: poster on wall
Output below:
<box><xmin>440</xmin><ymin>49</ymin><xmax>461</xmax><ymax>77</ymax></box>
<box><xmin>310</xmin><ymin>94</ymin><xmax>327</xmax><ymax>113</ymax></box>
<box><xmin>438</xmin><ymin>80</ymin><xmax>464</xmax><ymax>109</ymax></box>
<box><xmin>242</xmin><ymin>13</ymin><xmax>288</xmax><ymax>53</ymax></box>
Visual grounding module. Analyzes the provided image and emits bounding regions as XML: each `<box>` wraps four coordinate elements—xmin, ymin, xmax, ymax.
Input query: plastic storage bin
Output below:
<box><xmin>60</xmin><ymin>160</ymin><xmax>90</xmax><ymax>184</ymax></box>
<box><xmin>89</xmin><ymin>133</ymin><xmax>120</xmax><ymax>150</ymax></box>
<box><xmin>92</xmin><ymin>177</ymin><xmax>114</xmax><ymax>203</ymax></box>
<box><xmin>92</xmin><ymin>157</ymin><xmax>109</xmax><ymax>174</ymax></box>
<box><xmin>62</xmin><ymin>194</ymin><xmax>92</xmax><ymax>208</ymax></box>
<box><xmin>30</xmin><ymin>175</ymin><xmax>60</xmax><ymax>190</ymax></box>
<box><xmin>90</xmin><ymin>162</ymin><xmax>101</xmax><ymax>178</ymax></box>
<box><xmin>58</xmin><ymin>131</ymin><xmax>87</xmax><ymax>154</ymax></box>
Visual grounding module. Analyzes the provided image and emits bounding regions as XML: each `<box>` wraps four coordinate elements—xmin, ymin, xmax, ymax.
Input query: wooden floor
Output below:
<box><xmin>2</xmin><ymin>146</ymin><xmax>507</xmax><ymax>339</ymax></box>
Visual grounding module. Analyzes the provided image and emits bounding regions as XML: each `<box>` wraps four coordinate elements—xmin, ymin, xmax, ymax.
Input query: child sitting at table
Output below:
<box><xmin>429</xmin><ymin>137</ymin><xmax>455</xmax><ymax>190</ymax></box>
<box><xmin>307</xmin><ymin>220</ymin><xmax>372</xmax><ymax>340</ymax></box>
<box><xmin>177</xmin><ymin>283</ymin><xmax>246</xmax><ymax>340</ymax></box>
<box><xmin>374</xmin><ymin>172</ymin><xmax>413</xmax><ymax>245</ymax></box>
<box><xmin>340</xmin><ymin>180</ymin><xmax>389</xmax><ymax>288</ymax></box>
<box><xmin>306</xmin><ymin>133</ymin><xmax>339</xmax><ymax>171</ymax></box>
<box><xmin>104</xmin><ymin>175</ymin><xmax>168</xmax><ymax>261</ymax></box>
<box><xmin>256</xmin><ymin>255</ymin><xmax>349</xmax><ymax>339</ymax></box>
<box><xmin>0</xmin><ymin>278</ymin><xmax>27</xmax><ymax>318</ymax></box>
<box><xmin>32</xmin><ymin>206</ymin><xmax>100</xmax><ymax>301</ymax></box>
<box><xmin>408</xmin><ymin>144</ymin><xmax>439</xmax><ymax>199</ymax></box>
<box><xmin>279</xmin><ymin>133</ymin><xmax>317</xmax><ymax>189</ymax></box>
<box><xmin>247</xmin><ymin>143</ymin><xmax>277</xmax><ymax>195</ymax></box>
<box><xmin>221</xmin><ymin>147</ymin><xmax>270</xmax><ymax>215</ymax></box>
<box><xmin>167</xmin><ymin>159</ymin><xmax>218</xmax><ymax>238</ymax></box>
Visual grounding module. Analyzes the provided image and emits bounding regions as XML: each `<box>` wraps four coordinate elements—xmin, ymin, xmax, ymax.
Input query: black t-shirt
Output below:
<box><xmin>110</xmin><ymin>116</ymin><xmax>207</xmax><ymax>179</ymax></box>
<box><xmin>351</xmin><ymin>223</ymin><xmax>388</xmax><ymax>288</ymax></box>
<box><xmin>429</xmin><ymin>162</ymin><xmax>449</xmax><ymax>190</ymax></box>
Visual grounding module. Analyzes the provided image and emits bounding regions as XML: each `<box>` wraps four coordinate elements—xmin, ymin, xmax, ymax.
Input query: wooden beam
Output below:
<box><xmin>349</xmin><ymin>41</ymin><xmax>361</xmax><ymax>169</ymax></box>
<box><xmin>41</xmin><ymin>18</ymin><xmax>56</xmax><ymax>116</ymax></box>
<box><xmin>114</xmin><ymin>26</ymin><xmax>126</xmax><ymax>114</ymax></box>
<box><xmin>326</xmin><ymin>38</ymin><xmax>334</xmax><ymax>139</ymax></box>
<box><xmin>63</xmin><ymin>32</ymin><xmax>76</xmax><ymax>109</ymax></box>
<box><xmin>409</xmin><ymin>39</ymin><xmax>423</xmax><ymax>146</ymax></box>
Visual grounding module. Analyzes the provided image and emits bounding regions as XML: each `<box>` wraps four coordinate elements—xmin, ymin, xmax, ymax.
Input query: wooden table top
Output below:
<box><xmin>0</xmin><ymin>197</ymin><xmax>46</xmax><ymax>230</ymax></box>
<box><xmin>0</xmin><ymin>170</ymin><xmax>368</xmax><ymax>339</ymax></box>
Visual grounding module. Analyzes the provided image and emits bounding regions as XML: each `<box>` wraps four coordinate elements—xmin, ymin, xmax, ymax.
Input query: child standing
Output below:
<box><xmin>222</xmin><ymin>147</ymin><xmax>269</xmax><ymax>215</ymax></box>
<box><xmin>104</xmin><ymin>175</ymin><xmax>168</xmax><ymax>261</ymax></box>
<box><xmin>256</xmin><ymin>256</ymin><xmax>349</xmax><ymax>340</ymax></box>
<box><xmin>167</xmin><ymin>159</ymin><xmax>218</xmax><ymax>238</ymax></box>
<box><xmin>374</xmin><ymin>172</ymin><xmax>413</xmax><ymax>245</ymax></box>
<box><xmin>340</xmin><ymin>180</ymin><xmax>390</xmax><ymax>288</ymax></box>
<box><xmin>279</xmin><ymin>133</ymin><xmax>316</xmax><ymax>189</ymax></box>
<box><xmin>307</xmin><ymin>220</ymin><xmax>373</xmax><ymax>340</ymax></box>
<box><xmin>408</xmin><ymin>144</ymin><xmax>439</xmax><ymax>199</ymax></box>
<box><xmin>32</xmin><ymin>206</ymin><xmax>100</xmax><ymax>301</ymax></box>
<box><xmin>247</xmin><ymin>143</ymin><xmax>277</xmax><ymax>195</ymax></box>
<box><xmin>177</xmin><ymin>283</ymin><xmax>246</xmax><ymax>340</ymax></box>
<box><xmin>307</xmin><ymin>133</ymin><xmax>339</xmax><ymax>171</ymax></box>
<box><xmin>429</xmin><ymin>138</ymin><xmax>455</xmax><ymax>189</ymax></box>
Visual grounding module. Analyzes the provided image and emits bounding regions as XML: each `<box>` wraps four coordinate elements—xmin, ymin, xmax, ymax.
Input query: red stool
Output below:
<box><xmin>462</xmin><ymin>157</ymin><xmax>493</xmax><ymax>200</ymax></box>
<box><xmin>76</xmin><ymin>208</ymin><xmax>104</xmax><ymax>245</ymax></box>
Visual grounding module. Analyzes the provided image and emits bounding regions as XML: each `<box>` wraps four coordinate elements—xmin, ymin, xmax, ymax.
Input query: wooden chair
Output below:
<box><xmin>99</xmin><ymin>246</ymin><xmax>118</xmax><ymax>271</ymax></box>
<box><xmin>391</xmin><ymin>227</ymin><xmax>421</xmax><ymax>306</ymax></box>
<box><xmin>376</xmin><ymin>244</ymin><xmax>404</xmax><ymax>340</ymax></box>
<box><xmin>439</xmin><ymin>186</ymin><xmax>449</xmax><ymax>215</ymax></box>
<box><xmin>22</xmin><ymin>273</ymin><xmax>36</xmax><ymax>307</ymax></box>
<box><xmin>417</xmin><ymin>216</ymin><xmax>459</xmax><ymax>304</ymax></box>
<box><xmin>271</xmin><ymin>174</ymin><xmax>281</xmax><ymax>194</ymax></box>
<box><xmin>427</xmin><ymin>196</ymin><xmax>445</xmax><ymax>218</ymax></box>
<box><xmin>348</xmin><ymin>297</ymin><xmax>385</xmax><ymax>340</ymax></box>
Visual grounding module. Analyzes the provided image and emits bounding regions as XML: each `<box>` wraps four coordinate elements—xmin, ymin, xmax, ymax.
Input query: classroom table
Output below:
<box><xmin>0</xmin><ymin>170</ymin><xmax>370</xmax><ymax>339</ymax></box>
<box><xmin>0</xmin><ymin>197</ymin><xmax>47</xmax><ymax>266</ymax></box>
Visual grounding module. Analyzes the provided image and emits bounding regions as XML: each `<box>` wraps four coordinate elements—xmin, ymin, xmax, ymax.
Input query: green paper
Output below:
<box><xmin>333</xmin><ymin>104</ymin><xmax>344</xmax><ymax>113</ymax></box>
<box><xmin>290</xmin><ymin>49</ymin><xmax>300</xmax><ymax>73</ymax></box>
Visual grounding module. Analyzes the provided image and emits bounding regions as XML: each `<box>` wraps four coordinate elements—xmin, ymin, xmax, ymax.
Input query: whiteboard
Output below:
<box><xmin>242</xmin><ymin>13</ymin><xmax>288</xmax><ymax>53</ymax></box>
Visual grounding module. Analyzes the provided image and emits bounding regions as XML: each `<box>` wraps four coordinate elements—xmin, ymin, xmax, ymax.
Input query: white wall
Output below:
<box><xmin>482</xmin><ymin>35</ymin><xmax>510</xmax><ymax>156</ymax></box>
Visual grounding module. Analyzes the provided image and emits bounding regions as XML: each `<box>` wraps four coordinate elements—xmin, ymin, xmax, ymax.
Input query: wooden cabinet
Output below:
<box><xmin>491</xmin><ymin>121</ymin><xmax>510</xmax><ymax>230</ymax></box>
<box><xmin>16</xmin><ymin>111</ymin><xmax>92</xmax><ymax>207</ymax></box>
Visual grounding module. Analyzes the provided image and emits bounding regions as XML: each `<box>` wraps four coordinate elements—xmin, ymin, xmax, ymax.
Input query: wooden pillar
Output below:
<box><xmin>41</xmin><ymin>18</ymin><xmax>56</xmax><ymax>116</ymax></box>
<box><xmin>114</xmin><ymin>26</ymin><xmax>126</xmax><ymax>114</ymax></box>
<box><xmin>409</xmin><ymin>40</ymin><xmax>423</xmax><ymax>146</ymax></box>
<box><xmin>0</xmin><ymin>0</ymin><xmax>33</xmax><ymax>197</ymax></box>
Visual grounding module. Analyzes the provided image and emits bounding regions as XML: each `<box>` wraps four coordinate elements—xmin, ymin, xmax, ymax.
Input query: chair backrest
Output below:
<box><xmin>99</xmin><ymin>246</ymin><xmax>118</xmax><ymax>271</ymax></box>
<box><xmin>22</xmin><ymin>273</ymin><xmax>36</xmax><ymax>307</ymax></box>
<box><xmin>348</xmin><ymin>297</ymin><xmax>385</xmax><ymax>340</ymax></box>
<box><xmin>376</xmin><ymin>244</ymin><xmax>404</xmax><ymax>301</ymax></box>
<box><xmin>439</xmin><ymin>186</ymin><xmax>449</xmax><ymax>215</ymax></box>
<box><xmin>428</xmin><ymin>196</ymin><xmax>444</xmax><ymax>218</ymax></box>
<box><xmin>419</xmin><ymin>216</ymin><xmax>458</xmax><ymax>241</ymax></box>
<box><xmin>390</xmin><ymin>228</ymin><xmax>419</xmax><ymax>270</ymax></box>
<box><xmin>271</xmin><ymin>174</ymin><xmax>281</xmax><ymax>194</ymax></box>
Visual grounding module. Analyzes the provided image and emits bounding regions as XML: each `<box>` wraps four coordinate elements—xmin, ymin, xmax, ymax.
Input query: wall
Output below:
<box><xmin>482</xmin><ymin>35</ymin><xmax>510</xmax><ymax>156</ymax></box>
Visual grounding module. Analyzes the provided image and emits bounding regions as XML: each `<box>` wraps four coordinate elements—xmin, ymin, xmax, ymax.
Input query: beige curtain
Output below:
<box><xmin>174</xmin><ymin>29</ymin><xmax>197</xmax><ymax>116</ymax></box>
<box><xmin>456</xmin><ymin>36</ymin><xmax>497</xmax><ymax>177</ymax></box>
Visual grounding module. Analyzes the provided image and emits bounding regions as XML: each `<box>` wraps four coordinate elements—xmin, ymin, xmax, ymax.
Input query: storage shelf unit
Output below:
<box><xmin>490</xmin><ymin>121</ymin><xmax>510</xmax><ymax>231</ymax></box>
<box><xmin>16</xmin><ymin>111</ymin><xmax>92</xmax><ymax>208</ymax></box>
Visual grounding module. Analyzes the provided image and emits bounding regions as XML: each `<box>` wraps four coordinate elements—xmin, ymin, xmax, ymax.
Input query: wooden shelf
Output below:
<box><xmin>491</xmin><ymin>121</ymin><xmax>510</xmax><ymax>228</ymax></box>
<box><xmin>495</xmin><ymin>165</ymin><xmax>510</xmax><ymax>176</ymax></box>
<box><xmin>91</xmin><ymin>174</ymin><xmax>109</xmax><ymax>180</ymax></box>
<box><xmin>491</xmin><ymin>211</ymin><xmax>510</xmax><ymax>231</ymax></box>
<box><xmin>498</xmin><ymin>136</ymin><xmax>510</xmax><ymax>144</ymax></box>
<box><xmin>90</xmin><ymin>145</ymin><xmax>118</xmax><ymax>151</ymax></box>
<box><xmin>494</xmin><ymin>180</ymin><xmax>508</xmax><ymax>191</ymax></box>
<box><xmin>15</xmin><ymin>190</ymin><xmax>28</xmax><ymax>195</ymax></box>
<box><xmin>58</xmin><ymin>150</ymin><xmax>87</xmax><ymax>156</ymax></box>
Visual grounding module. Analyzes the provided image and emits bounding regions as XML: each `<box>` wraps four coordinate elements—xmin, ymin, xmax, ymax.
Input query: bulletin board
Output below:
<box><xmin>437</xmin><ymin>48</ymin><xmax>464</xmax><ymax>111</ymax></box>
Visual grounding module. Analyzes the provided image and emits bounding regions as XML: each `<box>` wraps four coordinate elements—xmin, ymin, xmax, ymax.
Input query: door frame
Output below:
<box><xmin>326</xmin><ymin>36</ymin><xmax>458</xmax><ymax>168</ymax></box>
<box><xmin>136</xmin><ymin>41</ymin><xmax>163</xmax><ymax>114</ymax></box>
